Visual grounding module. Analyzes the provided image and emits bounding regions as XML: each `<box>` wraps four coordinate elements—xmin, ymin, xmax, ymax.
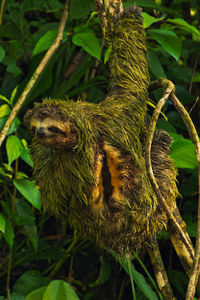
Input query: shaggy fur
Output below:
<box><xmin>24</xmin><ymin>7</ymin><xmax>178</xmax><ymax>254</ymax></box>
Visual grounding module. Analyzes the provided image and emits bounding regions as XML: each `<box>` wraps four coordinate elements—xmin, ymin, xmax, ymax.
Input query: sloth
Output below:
<box><xmin>24</xmin><ymin>7</ymin><xmax>178</xmax><ymax>255</ymax></box>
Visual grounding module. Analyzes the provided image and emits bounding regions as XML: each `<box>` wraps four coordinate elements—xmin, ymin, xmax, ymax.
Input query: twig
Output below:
<box><xmin>189</xmin><ymin>54</ymin><xmax>199</xmax><ymax>94</ymax></box>
<box><xmin>90</xmin><ymin>37</ymin><xmax>104</xmax><ymax>79</ymax></box>
<box><xmin>170</xmin><ymin>93</ymin><xmax>200</xmax><ymax>300</ymax></box>
<box><xmin>64</xmin><ymin>51</ymin><xmax>85</xmax><ymax>78</ymax></box>
<box><xmin>147</xmin><ymin>77</ymin><xmax>200</xmax><ymax>298</ymax></box>
<box><xmin>146</xmin><ymin>79</ymin><xmax>195</xmax><ymax>259</ymax></box>
<box><xmin>146</xmin><ymin>239</ymin><xmax>175</xmax><ymax>300</ymax></box>
<box><xmin>167</xmin><ymin>206</ymin><xmax>194</xmax><ymax>276</ymax></box>
<box><xmin>0</xmin><ymin>0</ymin><xmax>70</xmax><ymax>148</ymax></box>
<box><xmin>188</xmin><ymin>96</ymin><xmax>199</xmax><ymax>115</ymax></box>
<box><xmin>0</xmin><ymin>0</ymin><xmax>6</xmax><ymax>25</ymax></box>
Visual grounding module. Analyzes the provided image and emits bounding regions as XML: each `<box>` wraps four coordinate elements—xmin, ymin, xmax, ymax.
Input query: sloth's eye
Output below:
<box><xmin>48</xmin><ymin>126</ymin><xmax>65</xmax><ymax>135</ymax></box>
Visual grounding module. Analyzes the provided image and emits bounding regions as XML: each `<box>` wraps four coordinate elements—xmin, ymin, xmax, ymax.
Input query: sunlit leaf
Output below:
<box><xmin>33</xmin><ymin>30</ymin><xmax>57</xmax><ymax>56</ymax></box>
<box><xmin>167</xmin><ymin>18</ymin><xmax>200</xmax><ymax>37</ymax></box>
<box><xmin>6</xmin><ymin>135</ymin><xmax>23</xmax><ymax>165</ymax></box>
<box><xmin>104</xmin><ymin>45</ymin><xmax>112</xmax><ymax>64</ymax></box>
<box><xmin>10</xmin><ymin>86</ymin><xmax>18</xmax><ymax>105</ymax></box>
<box><xmin>170</xmin><ymin>133</ymin><xmax>197</xmax><ymax>169</ymax></box>
<box><xmin>72</xmin><ymin>31</ymin><xmax>101</xmax><ymax>60</ymax></box>
<box><xmin>14</xmin><ymin>179</ymin><xmax>42</xmax><ymax>210</ymax></box>
<box><xmin>0</xmin><ymin>104</ymin><xmax>11</xmax><ymax>118</ymax></box>
<box><xmin>142</xmin><ymin>12</ymin><xmax>164</xmax><ymax>28</ymax></box>
<box><xmin>43</xmin><ymin>280</ymin><xmax>80</xmax><ymax>300</ymax></box>
<box><xmin>0</xmin><ymin>94</ymin><xmax>10</xmax><ymax>104</ymax></box>
<box><xmin>26</xmin><ymin>286</ymin><xmax>46</xmax><ymax>300</ymax></box>
<box><xmin>32</xmin><ymin>31</ymin><xmax>67</xmax><ymax>56</ymax></box>
<box><xmin>148</xmin><ymin>29</ymin><xmax>182</xmax><ymax>61</ymax></box>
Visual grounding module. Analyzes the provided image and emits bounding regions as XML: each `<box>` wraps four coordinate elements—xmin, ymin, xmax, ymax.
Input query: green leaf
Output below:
<box><xmin>7</xmin><ymin>117</ymin><xmax>21</xmax><ymax>135</ymax></box>
<box><xmin>170</xmin><ymin>133</ymin><xmax>197</xmax><ymax>169</ymax></box>
<box><xmin>13</xmin><ymin>270</ymin><xmax>51</xmax><ymax>297</ymax></box>
<box><xmin>148</xmin><ymin>29</ymin><xmax>182</xmax><ymax>61</ymax></box>
<box><xmin>148</xmin><ymin>50</ymin><xmax>166</xmax><ymax>78</ymax></box>
<box><xmin>142</xmin><ymin>12</ymin><xmax>164</xmax><ymax>28</ymax></box>
<box><xmin>43</xmin><ymin>280</ymin><xmax>80</xmax><ymax>300</ymax></box>
<box><xmin>104</xmin><ymin>45</ymin><xmax>112</xmax><ymax>64</ymax></box>
<box><xmin>0</xmin><ymin>94</ymin><xmax>10</xmax><ymax>104</ymax></box>
<box><xmin>70</xmin><ymin>0</ymin><xmax>94</xmax><ymax>19</ymax></box>
<box><xmin>167</xmin><ymin>18</ymin><xmax>200</xmax><ymax>37</ymax></box>
<box><xmin>0</xmin><ymin>45</ymin><xmax>5</xmax><ymax>62</ymax></box>
<box><xmin>15</xmin><ymin>198</ymin><xmax>38</xmax><ymax>250</ymax></box>
<box><xmin>6</xmin><ymin>135</ymin><xmax>23</xmax><ymax>165</ymax></box>
<box><xmin>0</xmin><ymin>104</ymin><xmax>11</xmax><ymax>118</ymax></box>
<box><xmin>90</xmin><ymin>255</ymin><xmax>112</xmax><ymax>287</ymax></box>
<box><xmin>10</xmin><ymin>86</ymin><xmax>18</xmax><ymax>106</ymax></box>
<box><xmin>26</xmin><ymin>287</ymin><xmax>46</xmax><ymax>300</ymax></box>
<box><xmin>14</xmin><ymin>179</ymin><xmax>42</xmax><ymax>210</ymax></box>
<box><xmin>157</xmin><ymin>119</ymin><xmax>176</xmax><ymax>133</ymax></box>
<box><xmin>33</xmin><ymin>30</ymin><xmax>57</xmax><ymax>56</ymax></box>
<box><xmin>20</xmin><ymin>149</ymin><xmax>34</xmax><ymax>167</ymax></box>
<box><xmin>122</xmin><ymin>257</ymin><xmax>158</xmax><ymax>300</ymax></box>
<box><xmin>72</xmin><ymin>31</ymin><xmax>101</xmax><ymax>60</ymax></box>
<box><xmin>10</xmin><ymin>292</ymin><xmax>25</xmax><ymax>300</ymax></box>
<box><xmin>20</xmin><ymin>139</ymin><xmax>34</xmax><ymax>167</ymax></box>
<box><xmin>113</xmin><ymin>253</ymin><xmax>158</xmax><ymax>300</ymax></box>
<box><xmin>0</xmin><ymin>213</ymin><xmax>6</xmax><ymax>233</ymax></box>
<box><xmin>2</xmin><ymin>56</ymin><xmax>22</xmax><ymax>76</ymax></box>
<box><xmin>4</xmin><ymin>218</ymin><xmax>14</xmax><ymax>246</ymax></box>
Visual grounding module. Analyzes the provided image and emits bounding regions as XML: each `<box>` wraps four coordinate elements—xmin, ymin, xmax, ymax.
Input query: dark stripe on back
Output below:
<box><xmin>102</xmin><ymin>150</ymin><xmax>113</xmax><ymax>203</ymax></box>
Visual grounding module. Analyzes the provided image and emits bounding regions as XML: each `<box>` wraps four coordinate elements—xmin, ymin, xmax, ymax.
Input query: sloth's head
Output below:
<box><xmin>24</xmin><ymin>102</ymin><xmax>78</xmax><ymax>150</ymax></box>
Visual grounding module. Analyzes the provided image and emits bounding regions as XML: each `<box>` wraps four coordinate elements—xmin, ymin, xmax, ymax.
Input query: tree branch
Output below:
<box><xmin>147</xmin><ymin>77</ymin><xmax>200</xmax><ymax>298</ymax></box>
<box><xmin>170</xmin><ymin>93</ymin><xmax>200</xmax><ymax>300</ymax></box>
<box><xmin>0</xmin><ymin>0</ymin><xmax>70</xmax><ymax>148</ymax></box>
<box><xmin>95</xmin><ymin>0</ymin><xmax>123</xmax><ymax>39</ymax></box>
<box><xmin>147</xmin><ymin>239</ymin><xmax>175</xmax><ymax>300</ymax></box>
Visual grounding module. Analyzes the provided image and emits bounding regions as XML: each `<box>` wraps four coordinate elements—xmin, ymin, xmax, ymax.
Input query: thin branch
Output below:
<box><xmin>146</xmin><ymin>239</ymin><xmax>175</xmax><ymax>300</ymax></box>
<box><xmin>0</xmin><ymin>0</ymin><xmax>70</xmax><ymax>148</ymax></box>
<box><xmin>0</xmin><ymin>0</ymin><xmax>6</xmax><ymax>25</ymax></box>
<box><xmin>90</xmin><ymin>37</ymin><xmax>104</xmax><ymax>79</ymax></box>
<box><xmin>146</xmin><ymin>78</ymin><xmax>194</xmax><ymax>259</ymax></box>
<box><xmin>147</xmin><ymin>77</ymin><xmax>200</xmax><ymax>298</ymax></box>
<box><xmin>64</xmin><ymin>51</ymin><xmax>85</xmax><ymax>79</ymax></box>
<box><xmin>189</xmin><ymin>54</ymin><xmax>199</xmax><ymax>94</ymax></box>
<box><xmin>167</xmin><ymin>206</ymin><xmax>194</xmax><ymax>277</ymax></box>
<box><xmin>170</xmin><ymin>92</ymin><xmax>200</xmax><ymax>300</ymax></box>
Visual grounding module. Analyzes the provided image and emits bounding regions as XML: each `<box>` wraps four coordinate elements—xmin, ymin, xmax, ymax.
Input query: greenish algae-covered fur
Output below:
<box><xmin>25</xmin><ymin>7</ymin><xmax>178</xmax><ymax>254</ymax></box>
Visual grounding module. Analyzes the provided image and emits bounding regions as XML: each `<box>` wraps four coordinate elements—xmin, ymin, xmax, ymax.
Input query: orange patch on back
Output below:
<box><xmin>103</xmin><ymin>143</ymin><xmax>125</xmax><ymax>201</ymax></box>
<box><xmin>91</xmin><ymin>153</ymin><xmax>104</xmax><ymax>210</ymax></box>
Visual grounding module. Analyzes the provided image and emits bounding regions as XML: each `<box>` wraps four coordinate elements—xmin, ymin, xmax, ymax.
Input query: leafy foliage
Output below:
<box><xmin>0</xmin><ymin>0</ymin><xmax>200</xmax><ymax>299</ymax></box>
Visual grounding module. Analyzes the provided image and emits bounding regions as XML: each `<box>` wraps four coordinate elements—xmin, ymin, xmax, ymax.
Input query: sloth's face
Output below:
<box><xmin>24</xmin><ymin>107</ymin><xmax>78</xmax><ymax>150</ymax></box>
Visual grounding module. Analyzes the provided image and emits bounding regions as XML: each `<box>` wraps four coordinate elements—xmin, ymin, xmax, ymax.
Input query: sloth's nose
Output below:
<box><xmin>36</xmin><ymin>127</ymin><xmax>46</xmax><ymax>138</ymax></box>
